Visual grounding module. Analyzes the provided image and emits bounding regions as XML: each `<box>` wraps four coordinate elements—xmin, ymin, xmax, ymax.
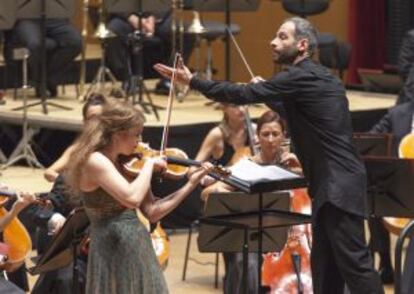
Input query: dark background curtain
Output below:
<box><xmin>347</xmin><ymin>0</ymin><xmax>386</xmax><ymax>84</ymax></box>
<box><xmin>347</xmin><ymin>0</ymin><xmax>414</xmax><ymax>84</ymax></box>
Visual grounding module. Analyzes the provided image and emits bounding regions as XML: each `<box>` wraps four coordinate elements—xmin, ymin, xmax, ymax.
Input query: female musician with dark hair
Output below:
<box><xmin>202</xmin><ymin>110</ymin><xmax>301</xmax><ymax>294</ymax></box>
<box><xmin>64</xmin><ymin>99</ymin><xmax>212</xmax><ymax>293</ymax></box>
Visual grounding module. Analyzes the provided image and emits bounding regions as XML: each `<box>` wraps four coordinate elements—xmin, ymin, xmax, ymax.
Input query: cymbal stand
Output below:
<box><xmin>3</xmin><ymin>48</ymin><xmax>43</xmax><ymax>169</ymax></box>
<box><xmin>125</xmin><ymin>28</ymin><xmax>162</xmax><ymax>121</ymax></box>
<box><xmin>77</xmin><ymin>0</ymin><xmax>90</xmax><ymax>101</ymax></box>
<box><xmin>84</xmin><ymin>0</ymin><xmax>121</xmax><ymax>98</ymax></box>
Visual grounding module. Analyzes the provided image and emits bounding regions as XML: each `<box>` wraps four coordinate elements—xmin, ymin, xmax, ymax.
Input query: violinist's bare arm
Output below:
<box><xmin>44</xmin><ymin>144</ymin><xmax>77</xmax><ymax>182</ymax></box>
<box><xmin>141</xmin><ymin>163</ymin><xmax>213</xmax><ymax>223</ymax></box>
<box><xmin>82</xmin><ymin>152</ymin><xmax>166</xmax><ymax>209</ymax></box>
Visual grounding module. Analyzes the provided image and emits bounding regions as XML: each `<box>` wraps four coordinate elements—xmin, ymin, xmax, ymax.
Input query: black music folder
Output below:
<box><xmin>30</xmin><ymin>208</ymin><xmax>89</xmax><ymax>275</ymax></box>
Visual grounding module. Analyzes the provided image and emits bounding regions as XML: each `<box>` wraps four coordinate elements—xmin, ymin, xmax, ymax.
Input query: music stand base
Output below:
<box><xmin>2</xmin><ymin>127</ymin><xmax>43</xmax><ymax>169</ymax></box>
<box><xmin>85</xmin><ymin>65</ymin><xmax>123</xmax><ymax>99</ymax></box>
<box><xmin>12</xmin><ymin>101</ymin><xmax>73</xmax><ymax>112</ymax></box>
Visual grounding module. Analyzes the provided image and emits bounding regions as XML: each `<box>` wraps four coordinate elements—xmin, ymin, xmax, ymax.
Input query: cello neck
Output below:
<box><xmin>244</xmin><ymin>108</ymin><xmax>259</xmax><ymax>156</ymax></box>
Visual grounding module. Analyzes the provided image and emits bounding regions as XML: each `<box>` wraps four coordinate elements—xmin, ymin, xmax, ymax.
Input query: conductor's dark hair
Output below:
<box><xmin>284</xmin><ymin>17</ymin><xmax>319</xmax><ymax>56</ymax></box>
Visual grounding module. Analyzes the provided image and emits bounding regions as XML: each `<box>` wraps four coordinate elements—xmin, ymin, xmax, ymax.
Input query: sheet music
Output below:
<box><xmin>229</xmin><ymin>159</ymin><xmax>300</xmax><ymax>182</ymax></box>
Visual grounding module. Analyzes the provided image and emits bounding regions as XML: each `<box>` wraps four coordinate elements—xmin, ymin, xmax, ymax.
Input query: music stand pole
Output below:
<box><xmin>123</xmin><ymin>0</ymin><xmax>163</xmax><ymax>121</ymax></box>
<box><xmin>2</xmin><ymin>48</ymin><xmax>43</xmax><ymax>169</ymax></box>
<box><xmin>12</xmin><ymin>0</ymin><xmax>73</xmax><ymax>114</ymax></box>
<box><xmin>40</xmin><ymin>0</ymin><xmax>48</xmax><ymax>113</ymax></box>
<box><xmin>225</xmin><ymin>0</ymin><xmax>231</xmax><ymax>81</ymax></box>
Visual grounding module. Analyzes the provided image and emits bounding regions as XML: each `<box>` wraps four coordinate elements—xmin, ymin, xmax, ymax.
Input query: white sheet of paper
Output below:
<box><xmin>229</xmin><ymin>158</ymin><xmax>299</xmax><ymax>182</ymax></box>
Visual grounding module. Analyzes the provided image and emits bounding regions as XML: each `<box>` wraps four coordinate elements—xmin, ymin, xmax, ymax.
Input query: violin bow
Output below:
<box><xmin>160</xmin><ymin>53</ymin><xmax>181</xmax><ymax>155</ymax></box>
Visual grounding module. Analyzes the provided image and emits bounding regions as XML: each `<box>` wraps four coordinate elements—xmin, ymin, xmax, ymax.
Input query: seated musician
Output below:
<box><xmin>369</xmin><ymin>100</ymin><xmax>414</xmax><ymax>292</ymax></box>
<box><xmin>106</xmin><ymin>8</ymin><xmax>194</xmax><ymax>94</ymax></box>
<box><xmin>192</xmin><ymin>103</ymin><xmax>256</xmax><ymax>170</ymax></box>
<box><xmin>199</xmin><ymin>110</ymin><xmax>301</xmax><ymax>294</ymax></box>
<box><xmin>0</xmin><ymin>186</ymin><xmax>36</xmax><ymax>294</ymax></box>
<box><xmin>3</xmin><ymin>16</ymin><xmax>81</xmax><ymax>97</ymax></box>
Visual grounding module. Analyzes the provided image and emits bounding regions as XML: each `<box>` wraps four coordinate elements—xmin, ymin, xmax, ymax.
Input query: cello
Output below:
<box><xmin>262</xmin><ymin>188</ymin><xmax>313</xmax><ymax>293</ymax></box>
<box><xmin>0</xmin><ymin>192</ymin><xmax>33</xmax><ymax>272</ymax></box>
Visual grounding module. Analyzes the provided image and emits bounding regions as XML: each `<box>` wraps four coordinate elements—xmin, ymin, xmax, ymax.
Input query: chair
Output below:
<box><xmin>182</xmin><ymin>219</ymin><xmax>220</xmax><ymax>289</ymax></box>
<box><xmin>319</xmin><ymin>41</ymin><xmax>352</xmax><ymax>80</ymax></box>
<box><xmin>282</xmin><ymin>0</ymin><xmax>329</xmax><ymax>17</ymax></box>
<box><xmin>188</xmin><ymin>19</ymin><xmax>241</xmax><ymax>80</ymax></box>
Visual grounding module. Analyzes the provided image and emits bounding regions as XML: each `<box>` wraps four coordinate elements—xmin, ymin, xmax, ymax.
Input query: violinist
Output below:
<box><xmin>202</xmin><ymin>110</ymin><xmax>301</xmax><ymax>294</ymax></box>
<box><xmin>0</xmin><ymin>187</ymin><xmax>36</xmax><ymax>294</ymax></box>
<box><xmin>369</xmin><ymin>100</ymin><xmax>414</xmax><ymax>292</ymax></box>
<box><xmin>64</xmin><ymin>99</ymin><xmax>213</xmax><ymax>293</ymax></box>
<box><xmin>155</xmin><ymin>16</ymin><xmax>383</xmax><ymax>293</ymax></box>
<box><xmin>29</xmin><ymin>93</ymin><xmax>106</xmax><ymax>294</ymax></box>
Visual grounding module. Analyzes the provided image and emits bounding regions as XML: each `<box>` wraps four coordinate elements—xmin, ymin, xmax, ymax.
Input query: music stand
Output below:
<box><xmin>29</xmin><ymin>208</ymin><xmax>89</xmax><ymax>294</ymax></box>
<box><xmin>192</xmin><ymin>0</ymin><xmax>261</xmax><ymax>81</ymax></box>
<box><xmin>199</xmin><ymin>191</ymin><xmax>311</xmax><ymax>293</ymax></box>
<box><xmin>364</xmin><ymin>157</ymin><xmax>414</xmax><ymax>294</ymax></box>
<box><xmin>14</xmin><ymin>0</ymin><xmax>75</xmax><ymax>114</ymax></box>
<box><xmin>201</xmin><ymin>161</ymin><xmax>307</xmax><ymax>293</ymax></box>
<box><xmin>352</xmin><ymin>133</ymin><xmax>392</xmax><ymax>157</ymax></box>
<box><xmin>105</xmin><ymin>0</ymin><xmax>166</xmax><ymax>119</ymax></box>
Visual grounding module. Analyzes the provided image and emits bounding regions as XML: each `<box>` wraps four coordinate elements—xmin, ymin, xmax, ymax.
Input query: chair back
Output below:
<box><xmin>282</xmin><ymin>0</ymin><xmax>329</xmax><ymax>17</ymax></box>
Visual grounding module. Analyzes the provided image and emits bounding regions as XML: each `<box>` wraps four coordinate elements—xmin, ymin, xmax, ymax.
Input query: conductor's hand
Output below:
<box><xmin>153</xmin><ymin>58</ymin><xmax>193</xmax><ymax>86</ymax></box>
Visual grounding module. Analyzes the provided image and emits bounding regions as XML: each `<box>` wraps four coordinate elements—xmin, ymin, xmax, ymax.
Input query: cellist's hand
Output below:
<box><xmin>153</xmin><ymin>57</ymin><xmax>193</xmax><ymax>86</ymax></box>
<box><xmin>12</xmin><ymin>192</ymin><xmax>36</xmax><ymax>213</ymax></box>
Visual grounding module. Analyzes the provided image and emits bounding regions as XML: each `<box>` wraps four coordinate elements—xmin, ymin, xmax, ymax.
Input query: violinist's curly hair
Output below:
<box><xmin>64</xmin><ymin>98</ymin><xmax>145</xmax><ymax>195</ymax></box>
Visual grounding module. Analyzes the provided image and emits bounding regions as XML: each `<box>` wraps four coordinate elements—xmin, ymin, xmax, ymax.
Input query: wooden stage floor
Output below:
<box><xmin>0</xmin><ymin>167</ymin><xmax>397</xmax><ymax>293</ymax></box>
<box><xmin>0</xmin><ymin>80</ymin><xmax>397</xmax><ymax>132</ymax></box>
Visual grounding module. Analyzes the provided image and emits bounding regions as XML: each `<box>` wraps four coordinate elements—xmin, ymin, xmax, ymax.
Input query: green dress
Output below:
<box><xmin>82</xmin><ymin>188</ymin><xmax>168</xmax><ymax>294</ymax></box>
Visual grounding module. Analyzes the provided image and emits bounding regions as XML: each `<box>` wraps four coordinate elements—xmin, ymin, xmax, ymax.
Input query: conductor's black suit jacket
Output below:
<box><xmin>190</xmin><ymin>58</ymin><xmax>367</xmax><ymax>217</ymax></box>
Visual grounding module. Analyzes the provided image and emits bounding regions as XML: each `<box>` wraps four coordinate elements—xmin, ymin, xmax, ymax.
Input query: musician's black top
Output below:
<box><xmin>190</xmin><ymin>58</ymin><xmax>366</xmax><ymax>217</ymax></box>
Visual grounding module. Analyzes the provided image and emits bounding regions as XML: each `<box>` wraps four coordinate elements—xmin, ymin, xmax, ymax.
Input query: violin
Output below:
<box><xmin>121</xmin><ymin>142</ymin><xmax>231</xmax><ymax>180</ymax></box>
<box><xmin>262</xmin><ymin>189</ymin><xmax>313</xmax><ymax>293</ymax></box>
<box><xmin>383</xmin><ymin>133</ymin><xmax>414</xmax><ymax>235</ymax></box>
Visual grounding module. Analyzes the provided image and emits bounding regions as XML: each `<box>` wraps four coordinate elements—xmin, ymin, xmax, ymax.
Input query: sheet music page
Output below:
<box><xmin>229</xmin><ymin>159</ymin><xmax>299</xmax><ymax>182</ymax></box>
